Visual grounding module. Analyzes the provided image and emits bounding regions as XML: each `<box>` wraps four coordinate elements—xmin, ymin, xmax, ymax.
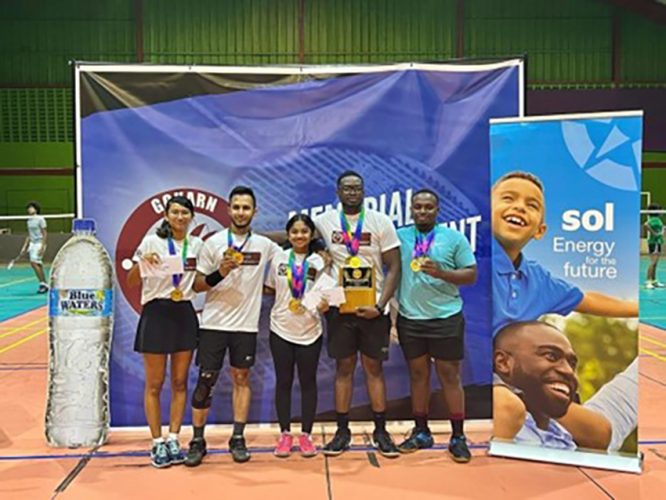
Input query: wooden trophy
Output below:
<box><xmin>339</xmin><ymin>264</ymin><xmax>376</xmax><ymax>314</ymax></box>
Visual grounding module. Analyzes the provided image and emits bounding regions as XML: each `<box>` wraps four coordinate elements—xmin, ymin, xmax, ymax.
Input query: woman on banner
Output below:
<box><xmin>127</xmin><ymin>195</ymin><xmax>203</xmax><ymax>468</ymax></box>
<box><xmin>264</xmin><ymin>214</ymin><xmax>329</xmax><ymax>458</ymax></box>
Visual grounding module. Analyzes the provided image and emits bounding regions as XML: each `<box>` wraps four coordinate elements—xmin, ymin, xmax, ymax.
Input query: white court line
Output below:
<box><xmin>0</xmin><ymin>278</ymin><xmax>33</xmax><ymax>289</ymax></box>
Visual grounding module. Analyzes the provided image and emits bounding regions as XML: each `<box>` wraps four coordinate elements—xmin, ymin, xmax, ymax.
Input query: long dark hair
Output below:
<box><xmin>156</xmin><ymin>196</ymin><xmax>195</xmax><ymax>238</ymax></box>
<box><xmin>283</xmin><ymin>214</ymin><xmax>325</xmax><ymax>254</ymax></box>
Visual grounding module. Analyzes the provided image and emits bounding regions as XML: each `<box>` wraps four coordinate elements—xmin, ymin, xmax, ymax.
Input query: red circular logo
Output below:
<box><xmin>115</xmin><ymin>188</ymin><xmax>230</xmax><ymax>313</ymax></box>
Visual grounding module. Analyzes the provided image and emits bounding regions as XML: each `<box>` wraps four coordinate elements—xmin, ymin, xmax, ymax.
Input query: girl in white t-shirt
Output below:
<box><xmin>265</xmin><ymin>214</ymin><xmax>329</xmax><ymax>458</ymax></box>
<box><xmin>126</xmin><ymin>196</ymin><xmax>203</xmax><ymax>469</ymax></box>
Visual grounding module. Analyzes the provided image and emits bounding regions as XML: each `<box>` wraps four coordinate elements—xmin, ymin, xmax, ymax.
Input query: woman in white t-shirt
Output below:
<box><xmin>265</xmin><ymin>214</ymin><xmax>329</xmax><ymax>458</ymax></box>
<box><xmin>126</xmin><ymin>196</ymin><xmax>203</xmax><ymax>469</ymax></box>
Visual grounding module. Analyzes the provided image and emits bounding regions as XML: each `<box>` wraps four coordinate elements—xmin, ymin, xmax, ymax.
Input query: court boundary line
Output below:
<box><xmin>0</xmin><ymin>304</ymin><xmax>47</xmax><ymax>325</ymax></box>
<box><xmin>0</xmin><ymin>277</ymin><xmax>33</xmax><ymax>289</ymax></box>
<box><xmin>321</xmin><ymin>425</ymin><xmax>334</xmax><ymax>500</ymax></box>
<box><xmin>0</xmin><ymin>329</ymin><xmax>46</xmax><ymax>355</ymax></box>
<box><xmin>52</xmin><ymin>445</ymin><xmax>99</xmax><ymax>498</ymax></box>
<box><xmin>640</xmin><ymin>347</ymin><xmax>666</xmax><ymax>362</ymax></box>
<box><xmin>641</xmin><ymin>335</ymin><xmax>666</xmax><ymax>349</ymax></box>
<box><xmin>640</xmin><ymin>372</ymin><xmax>666</xmax><ymax>388</ymax></box>
<box><xmin>641</xmin><ymin>319</ymin><xmax>666</xmax><ymax>331</ymax></box>
<box><xmin>0</xmin><ymin>316</ymin><xmax>47</xmax><ymax>339</ymax></box>
<box><xmin>6</xmin><ymin>440</ymin><xmax>666</xmax><ymax>462</ymax></box>
<box><xmin>1</xmin><ymin>443</ymin><xmax>491</xmax><ymax>461</ymax></box>
<box><xmin>577</xmin><ymin>467</ymin><xmax>614</xmax><ymax>499</ymax></box>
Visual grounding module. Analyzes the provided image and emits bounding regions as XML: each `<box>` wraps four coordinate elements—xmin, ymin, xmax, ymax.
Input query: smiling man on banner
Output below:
<box><xmin>493</xmin><ymin>321</ymin><xmax>578</xmax><ymax>450</ymax></box>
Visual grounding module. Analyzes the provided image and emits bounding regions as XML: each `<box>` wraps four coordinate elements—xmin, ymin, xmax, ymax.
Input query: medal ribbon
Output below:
<box><xmin>286</xmin><ymin>250</ymin><xmax>310</xmax><ymax>300</ymax></box>
<box><xmin>167</xmin><ymin>236</ymin><xmax>189</xmax><ymax>289</ymax></box>
<box><xmin>413</xmin><ymin>228</ymin><xmax>435</xmax><ymax>259</ymax></box>
<box><xmin>339</xmin><ymin>209</ymin><xmax>365</xmax><ymax>257</ymax></box>
<box><xmin>227</xmin><ymin>230</ymin><xmax>252</xmax><ymax>253</ymax></box>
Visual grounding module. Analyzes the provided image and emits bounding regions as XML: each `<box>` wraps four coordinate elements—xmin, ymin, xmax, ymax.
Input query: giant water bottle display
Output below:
<box><xmin>46</xmin><ymin>219</ymin><xmax>114</xmax><ymax>447</ymax></box>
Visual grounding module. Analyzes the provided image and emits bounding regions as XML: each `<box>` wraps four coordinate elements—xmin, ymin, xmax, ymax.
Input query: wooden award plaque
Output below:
<box><xmin>339</xmin><ymin>265</ymin><xmax>376</xmax><ymax>314</ymax></box>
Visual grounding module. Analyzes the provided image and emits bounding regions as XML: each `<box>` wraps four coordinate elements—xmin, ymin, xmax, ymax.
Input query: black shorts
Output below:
<box><xmin>324</xmin><ymin>308</ymin><xmax>390</xmax><ymax>361</ymax></box>
<box><xmin>397</xmin><ymin>312</ymin><xmax>464</xmax><ymax>361</ymax></box>
<box><xmin>196</xmin><ymin>329</ymin><xmax>257</xmax><ymax>370</ymax></box>
<box><xmin>134</xmin><ymin>299</ymin><xmax>198</xmax><ymax>354</ymax></box>
<box><xmin>649</xmin><ymin>243</ymin><xmax>662</xmax><ymax>254</ymax></box>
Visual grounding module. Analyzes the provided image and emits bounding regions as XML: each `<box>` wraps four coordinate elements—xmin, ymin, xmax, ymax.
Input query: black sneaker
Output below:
<box><xmin>448</xmin><ymin>435</ymin><xmax>471</xmax><ymax>463</ymax></box>
<box><xmin>322</xmin><ymin>428</ymin><xmax>352</xmax><ymax>456</ymax></box>
<box><xmin>371</xmin><ymin>430</ymin><xmax>400</xmax><ymax>458</ymax></box>
<box><xmin>398</xmin><ymin>427</ymin><xmax>434</xmax><ymax>454</ymax></box>
<box><xmin>37</xmin><ymin>284</ymin><xmax>48</xmax><ymax>294</ymax></box>
<box><xmin>184</xmin><ymin>437</ymin><xmax>207</xmax><ymax>467</ymax></box>
<box><xmin>229</xmin><ymin>435</ymin><xmax>251</xmax><ymax>463</ymax></box>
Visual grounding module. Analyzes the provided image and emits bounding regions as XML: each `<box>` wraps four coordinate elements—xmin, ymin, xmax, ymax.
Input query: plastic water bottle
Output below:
<box><xmin>45</xmin><ymin>219</ymin><xmax>114</xmax><ymax>447</ymax></box>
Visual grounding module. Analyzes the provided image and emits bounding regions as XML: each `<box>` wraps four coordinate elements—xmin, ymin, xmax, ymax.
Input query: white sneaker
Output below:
<box><xmin>655</xmin><ymin>282</ymin><xmax>665</xmax><ymax>288</ymax></box>
<box><xmin>646</xmin><ymin>282</ymin><xmax>655</xmax><ymax>289</ymax></box>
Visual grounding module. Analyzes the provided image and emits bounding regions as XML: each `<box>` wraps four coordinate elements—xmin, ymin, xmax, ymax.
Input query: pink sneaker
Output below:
<box><xmin>274</xmin><ymin>432</ymin><xmax>293</xmax><ymax>458</ymax></box>
<box><xmin>298</xmin><ymin>433</ymin><xmax>317</xmax><ymax>458</ymax></box>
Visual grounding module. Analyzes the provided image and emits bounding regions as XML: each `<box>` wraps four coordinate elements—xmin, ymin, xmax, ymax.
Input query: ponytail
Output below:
<box><xmin>155</xmin><ymin>220</ymin><xmax>173</xmax><ymax>239</ymax></box>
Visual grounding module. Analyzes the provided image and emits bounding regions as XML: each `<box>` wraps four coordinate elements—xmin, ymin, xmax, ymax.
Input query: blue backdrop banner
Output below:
<box><xmin>77</xmin><ymin>61</ymin><xmax>522</xmax><ymax>426</ymax></box>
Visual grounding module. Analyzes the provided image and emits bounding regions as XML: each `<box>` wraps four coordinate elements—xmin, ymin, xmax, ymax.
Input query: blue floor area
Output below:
<box><xmin>0</xmin><ymin>259</ymin><xmax>664</xmax><ymax>328</ymax></box>
<box><xmin>0</xmin><ymin>264</ymin><xmax>50</xmax><ymax>322</ymax></box>
<box><xmin>640</xmin><ymin>256</ymin><xmax>666</xmax><ymax>331</ymax></box>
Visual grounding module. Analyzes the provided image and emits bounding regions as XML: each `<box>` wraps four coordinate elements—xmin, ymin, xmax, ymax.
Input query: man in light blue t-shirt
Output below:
<box><xmin>396</xmin><ymin>189</ymin><xmax>477</xmax><ymax>463</ymax></box>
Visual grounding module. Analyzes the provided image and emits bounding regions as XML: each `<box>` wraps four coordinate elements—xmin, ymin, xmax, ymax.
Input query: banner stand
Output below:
<box><xmin>489</xmin><ymin>439</ymin><xmax>643</xmax><ymax>474</ymax></box>
<box><xmin>489</xmin><ymin>111</ymin><xmax>643</xmax><ymax>475</ymax></box>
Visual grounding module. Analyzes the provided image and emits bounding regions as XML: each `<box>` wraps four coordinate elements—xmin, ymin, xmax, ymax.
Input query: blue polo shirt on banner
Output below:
<box><xmin>492</xmin><ymin>239</ymin><xmax>583</xmax><ymax>336</ymax></box>
<box><xmin>397</xmin><ymin>225</ymin><xmax>476</xmax><ymax>320</ymax></box>
<box><xmin>515</xmin><ymin>413</ymin><xmax>577</xmax><ymax>450</ymax></box>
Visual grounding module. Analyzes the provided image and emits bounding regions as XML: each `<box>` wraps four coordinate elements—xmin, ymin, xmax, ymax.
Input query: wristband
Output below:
<box><xmin>205</xmin><ymin>270</ymin><xmax>224</xmax><ymax>287</ymax></box>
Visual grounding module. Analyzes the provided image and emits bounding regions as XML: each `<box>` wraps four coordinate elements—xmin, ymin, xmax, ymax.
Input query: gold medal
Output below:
<box><xmin>410</xmin><ymin>259</ymin><xmax>422</xmax><ymax>273</ymax></box>
<box><xmin>233</xmin><ymin>252</ymin><xmax>244</xmax><ymax>265</ymax></box>
<box><xmin>288</xmin><ymin>298</ymin><xmax>304</xmax><ymax>315</ymax></box>
<box><xmin>348</xmin><ymin>256</ymin><xmax>362</xmax><ymax>268</ymax></box>
<box><xmin>224</xmin><ymin>248</ymin><xmax>244</xmax><ymax>265</ymax></box>
<box><xmin>170</xmin><ymin>288</ymin><xmax>183</xmax><ymax>302</ymax></box>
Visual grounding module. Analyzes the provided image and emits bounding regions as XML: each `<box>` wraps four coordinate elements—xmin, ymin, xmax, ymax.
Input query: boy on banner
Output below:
<box><xmin>394</xmin><ymin>189</ymin><xmax>477</xmax><ymax>462</ymax></box>
<box><xmin>491</xmin><ymin>171</ymin><xmax>638</xmax><ymax>335</ymax></box>
<box><xmin>313</xmin><ymin>171</ymin><xmax>402</xmax><ymax>458</ymax></box>
<box><xmin>185</xmin><ymin>186</ymin><xmax>280</xmax><ymax>466</ymax></box>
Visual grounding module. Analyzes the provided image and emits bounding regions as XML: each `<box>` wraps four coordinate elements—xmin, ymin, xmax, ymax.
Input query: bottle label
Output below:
<box><xmin>49</xmin><ymin>289</ymin><xmax>113</xmax><ymax>317</ymax></box>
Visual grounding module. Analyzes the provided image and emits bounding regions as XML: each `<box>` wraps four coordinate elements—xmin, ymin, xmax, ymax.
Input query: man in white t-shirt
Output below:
<box><xmin>313</xmin><ymin>171</ymin><xmax>402</xmax><ymax>458</ymax></box>
<box><xmin>19</xmin><ymin>201</ymin><xmax>48</xmax><ymax>293</ymax></box>
<box><xmin>185</xmin><ymin>186</ymin><xmax>280</xmax><ymax>467</ymax></box>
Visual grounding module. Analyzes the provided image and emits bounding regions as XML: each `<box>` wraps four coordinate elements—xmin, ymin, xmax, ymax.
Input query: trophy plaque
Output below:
<box><xmin>339</xmin><ymin>264</ymin><xmax>376</xmax><ymax>314</ymax></box>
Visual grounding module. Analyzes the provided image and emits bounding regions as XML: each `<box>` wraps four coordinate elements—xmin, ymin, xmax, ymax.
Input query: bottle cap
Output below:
<box><xmin>72</xmin><ymin>218</ymin><xmax>96</xmax><ymax>234</ymax></box>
